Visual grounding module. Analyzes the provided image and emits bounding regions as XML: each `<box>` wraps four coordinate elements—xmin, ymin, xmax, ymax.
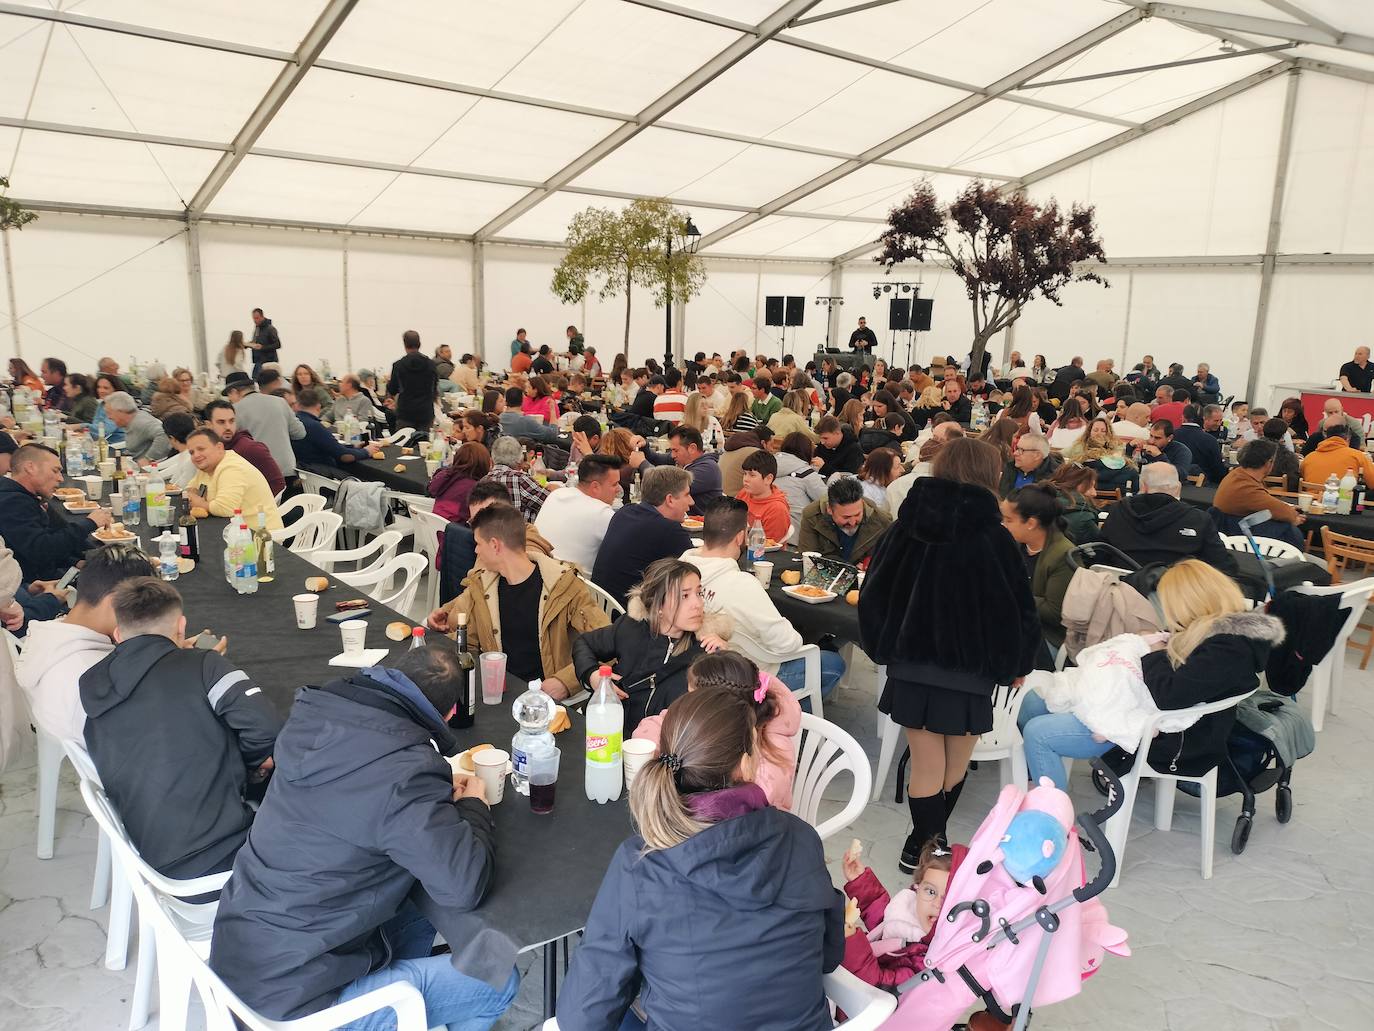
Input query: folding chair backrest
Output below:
<box><xmin>1320</xmin><ymin>526</ymin><xmax>1374</xmax><ymax>584</ymax></box>
<box><xmin>792</xmin><ymin>713</ymin><xmax>870</xmax><ymax>841</ymax></box>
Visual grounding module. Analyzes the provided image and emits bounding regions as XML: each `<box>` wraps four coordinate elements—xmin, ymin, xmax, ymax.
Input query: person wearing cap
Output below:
<box><xmin>223</xmin><ymin>370</ymin><xmax>305</xmax><ymax>480</ymax></box>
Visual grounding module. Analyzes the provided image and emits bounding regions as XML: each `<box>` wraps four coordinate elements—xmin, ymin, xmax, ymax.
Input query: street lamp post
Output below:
<box><xmin>665</xmin><ymin>215</ymin><xmax>701</xmax><ymax>371</ymax></box>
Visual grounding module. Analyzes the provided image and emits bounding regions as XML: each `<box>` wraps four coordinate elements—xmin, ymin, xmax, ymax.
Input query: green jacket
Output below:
<box><xmin>797</xmin><ymin>498</ymin><xmax>892</xmax><ymax>565</ymax></box>
<box><xmin>1032</xmin><ymin>528</ymin><xmax>1075</xmax><ymax>648</ymax></box>
<box><xmin>751</xmin><ymin>394</ymin><xmax>782</xmax><ymax>424</ymax></box>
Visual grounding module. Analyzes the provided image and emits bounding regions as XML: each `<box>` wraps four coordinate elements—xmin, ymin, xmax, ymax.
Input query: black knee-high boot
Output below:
<box><xmin>943</xmin><ymin>777</ymin><xmax>967</xmax><ymax>819</ymax></box>
<box><xmin>900</xmin><ymin>793</ymin><xmax>947</xmax><ymax>874</ymax></box>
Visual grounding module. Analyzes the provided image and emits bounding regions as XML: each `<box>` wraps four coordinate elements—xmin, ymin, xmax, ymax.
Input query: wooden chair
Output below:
<box><xmin>1186</xmin><ymin>473</ymin><xmax>1205</xmax><ymax>487</ymax></box>
<box><xmin>1319</xmin><ymin>525</ymin><xmax>1374</xmax><ymax>669</ymax></box>
<box><xmin>1091</xmin><ymin>487</ymin><xmax>1122</xmax><ymax>508</ymax></box>
<box><xmin>1263</xmin><ymin>475</ymin><xmax>1287</xmax><ymax>488</ymax></box>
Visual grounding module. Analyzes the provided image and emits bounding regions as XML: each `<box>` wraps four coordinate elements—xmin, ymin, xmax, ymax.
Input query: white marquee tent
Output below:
<box><xmin>2</xmin><ymin>0</ymin><xmax>1372</xmax><ymax>402</ymax></box>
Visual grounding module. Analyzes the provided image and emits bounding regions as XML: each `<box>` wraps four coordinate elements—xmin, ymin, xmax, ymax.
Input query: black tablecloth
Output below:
<box><xmin>765</xmin><ymin>548</ymin><xmax>862</xmax><ymax>643</ymax></box>
<box><xmin>1180</xmin><ymin>483</ymin><xmax>1374</xmax><ymax>540</ymax></box>
<box><xmin>303</xmin><ymin>444</ymin><xmax>431</xmax><ymax>496</ymax></box>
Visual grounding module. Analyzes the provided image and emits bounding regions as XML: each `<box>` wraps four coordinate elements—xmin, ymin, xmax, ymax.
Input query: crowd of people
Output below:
<box><xmin>3</xmin><ymin>324</ymin><xmax>1346</xmax><ymax>1031</ymax></box>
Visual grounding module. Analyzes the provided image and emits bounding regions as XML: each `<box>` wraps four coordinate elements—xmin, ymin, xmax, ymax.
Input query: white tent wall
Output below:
<box><xmin>3</xmin><ymin>213</ymin><xmax>194</xmax><ymax>376</ymax></box>
<box><xmin>1279</xmin><ymin>73</ymin><xmax>1374</xmax><ymax>254</ymax></box>
<box><xmin>1259</xmin><ymin>267</ymin><xmax>1374</xmax><ymax>406</ymax></box>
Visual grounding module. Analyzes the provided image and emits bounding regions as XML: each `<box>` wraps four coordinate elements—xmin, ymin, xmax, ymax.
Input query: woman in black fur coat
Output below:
<box><xmin>859</xmin><ymin>437</ymin><xmax>1043</xmax><ymax>872</ymax></box>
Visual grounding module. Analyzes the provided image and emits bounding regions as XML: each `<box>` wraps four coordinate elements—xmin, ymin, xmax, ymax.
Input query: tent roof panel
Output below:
<box><xmin>886</xmin><ymin>100</ymin><xmax>1122</xmax><ymax>177</ymax></box>
<box><xmin>350</xmin><ymin>175</ymin><xmax>532</xmax><ymax>235</ymax></box>
<box><xmin>1290</xmin><ymin>44</ymin><xmax>1374</xmax><ymax>73</ymax></box>
<box><xmin>413</xmin><ymin>100</ymin><xmax>624</xmax><ymax>182</ymax></box>
<box><xmin>786</xmin><ymin>166</ymin><xmax>975</xmax><ymax>219</ymax></box>
<box><xmin>2</xmin><ymin>127</ymin><xmax>220</xmax><ymax>209</ymax></box>
<box><xmin>702</xmin><ymin>213</ymin><xmax>878</xmax><ymax>258</ymax></box>
<box><xmin>666</xmin><ymin>40</ymin><xmax>968</xmax><ymax>152</ymax></box>
<box><xmin>206</xmin><ymin>154</ymin><xmax>399</xmax><ymax>225</ymax></box>
<box><xmin>4</xmin><ymin>20</ymin><xmax>282</xmax><ymax>143</ymax></box>
<box><xmin>567</xmin><ymin>127</ymin><xmax>844</xmax><ymax>207</ymax></box>
<box><xmin>497</xmin><ymin>189</ymin><xmax>737</xmax><ymax>244</ymax></box>
<box><xmin>31</xmin><ymin>0</ymin><xmax>330</xmax><ymax>51</ymax></box>
<box><xmin>785</xmin><ymin>0</ymin><xmax>1115</xmax><ymax>86</ymax></box>
<box><xmin>322</xmin><ymin>0</ymin><xmax>741</xmax><ymax>114</ymax></box>
<box><xmin>1295</xmin><ymin>0</ymin><xmax>1374</xmax><ymax>36</ymax></box>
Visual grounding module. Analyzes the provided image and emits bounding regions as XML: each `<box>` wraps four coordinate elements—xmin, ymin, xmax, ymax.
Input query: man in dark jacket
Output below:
<box><xmin>1100</xmin><ymin>463</ymin><xmax>1237</xmax><ymax>574</ymax></box>
<box><xmin>813</xmin><ymin>416</ymin><xmax>863</xmax><ymax>477</ymax></box>
<box><xmin>80</xmin><ymin>578</ymin><xmax>281</xmax><ymax>880</ymax></box>
<box><xmin>204</xmin><ymin>400</ymin><xmax>287</xmax><ymax>497</ymax></box>
<box><xmin>1159</xmin><ymin>363</ymin><xmax>1194</xmax><ymax>396</ymax></box>
<box><xmin>1128</xmin><ymin>419</ymin><xmax>1193</xmax><ymax>480</ymax></box>
<box><xmin>1174</xmin><ymin>405</ymin><xmax>1228</xmax><ymax>485</ymax></box>
<box><xmin>41</xmin><ymin>356</ymin><xmax>69</xmax><ymax>412</ymax></box>
<box><xmin>388</xmin><ymin>329</ymin><xmax>439</xmax><ymax>433</ymax></box>
<box><xmin>592</xmin><ymin>465</ymin><xmax>693</xmax><ymax>606</ymax></box>
<box><xmin>249</xmin><ymin>307</ymin><xmax>280</xmax><ymax>374</ymax></box>
<box><xmin>291</xmin><ymin>387</ymin><xmax>382</xmax><ymax>469</ymax></box>
<box><xmin>999</xmin><ymin>433</ymin><xmax>1062</xmax><ymax>497</ymax></box>
<box><xmin>0</xmin><ymin>443</ymin><xmax>112</xmax><ymax>581</ymax></box>
<box><xmin>639</xmin><ymin>425</ymin><xmax>722</xmax><ymax>515</ymax></box>
<box><xmin>1047</xmin><ymin>356</ymin><xmax>1085</xmax><ymax>402</ymax></box>
<box><xmin>209</xmin><ymin>641</ymin><xmax>518</xmax><ymax>1026</ymax></box>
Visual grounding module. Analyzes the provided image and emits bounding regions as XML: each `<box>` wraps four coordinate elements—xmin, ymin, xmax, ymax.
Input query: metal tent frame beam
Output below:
<box><xmin>472</xmin><ymin>0</ymin><xmax>827</xmax><ymax>240</ymax></box>
<box><xmin>187</xmin><ymin>0</ymin><xmax>360</xmax><ymax>214</ymax></box>
<box><xmin>699</xmin><ymin>8</ymin><xmax>1146</xmax><ymax>253</ymax></box>
<box><xmin>1131</xmin><ymin>3</ymin><xmax>1374</xmax><ymax>58</ymax></box>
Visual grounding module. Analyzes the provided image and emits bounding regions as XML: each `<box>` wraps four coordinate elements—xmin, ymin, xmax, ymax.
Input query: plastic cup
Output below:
<box><xmin>623</xmin><ymin>738</ymin><xmax>656</xmax><ymax>791</ymax></box>
<box><xmin>472</xmin><ymin>748</ymin><xmax>509</xmax><ymax>805</ymax></box>
<box><xmin>1298</xmin><ymin>493</ymin><xmax>1313</xmax><ymax>512</ymax></box>
<box><xmin>98</xmin><ymin>459</ymin><xmax>116</xmax><ymax>480</ymax></box>
<box><xmin>802</xmin><ymin>551</ymin><xmax>821</xmax><ymax>576</ymax></box>
<box><xmin>753</xmin><ymin>560</ymin><xmax>774</xmax><ymax>587</ymax></box>
<box><xmin>81</xmin><ymin>475</ymin><xmax>104</xmax><ymax>500</ymax></box>
<box><xmin>340</xmin><ymin>619</ymin><xmax>367</xmax><ymax>656</ymax></box>
<box><xmin>528</xmin><ymin>748</ymin><xmax>560</xmax><ymax>814</ymax></box>
<box><xmin>424</xmin><ymin>458</ymin><xmax>440</xmax><ymax>478</ymax></box>
<box><xmin>479</xmin><ymin>652</ymin><xmax>507</xmax><ymax>705</ymax></box>
<box><xmin>293</xmin><ymin>593</ymin><xmax>319</xmax><ymax>630</ymax></box>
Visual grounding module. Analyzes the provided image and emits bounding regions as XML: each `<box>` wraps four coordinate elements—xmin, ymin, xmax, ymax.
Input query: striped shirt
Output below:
<box><xmin>653</xmin><ymin>390</ymin><xmax>688</xmax><ymax>424</ymax></box>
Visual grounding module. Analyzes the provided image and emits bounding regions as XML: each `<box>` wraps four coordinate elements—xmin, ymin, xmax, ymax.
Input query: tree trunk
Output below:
<box><xmin>623</xmin><ymin>266</ymin><xmax>632</xmax><ymax>357</ymax></box>
<box><xmin>968</xmin><ymin>331</ymin><xmax>996</xmax><ymax>382</ymax></box>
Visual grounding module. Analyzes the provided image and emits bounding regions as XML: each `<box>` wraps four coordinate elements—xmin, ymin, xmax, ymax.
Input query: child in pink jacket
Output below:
<box><xmin>632</xmin><ymin>650</ymin><xmax>801</xmax><ymax>810</ymax></box>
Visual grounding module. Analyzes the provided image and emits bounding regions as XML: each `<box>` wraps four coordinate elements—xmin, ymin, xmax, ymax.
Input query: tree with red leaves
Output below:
<box><xmin>876</xmin><ymin>180</ymin><xmax>1107</xmax><ymax>377</ymax></box>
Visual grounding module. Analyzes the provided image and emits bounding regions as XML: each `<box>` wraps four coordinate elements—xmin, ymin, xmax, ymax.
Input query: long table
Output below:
<box><xmin>1180</xmin><ymin>482</ymin><xmax>1374</xmax><ymax>541</ymax></box>
<box><xmin>302</xmin><ymin>444</ymin><xmax>432</xmax><ymax>496</ymax></box>
<box><xmin>57</xmin><ymin>491</ymin><xmax>625</xmax><ymax>1019</ymax></box>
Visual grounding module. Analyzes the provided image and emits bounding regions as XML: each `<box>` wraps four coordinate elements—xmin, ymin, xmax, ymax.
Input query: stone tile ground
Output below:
<box><xmin>2</xmin><ymin>650</ymin><xmax>1371</xmax><ymax>1030</ymax></box>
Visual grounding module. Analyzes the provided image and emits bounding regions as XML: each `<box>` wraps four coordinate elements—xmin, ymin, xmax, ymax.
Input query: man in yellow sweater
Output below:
<box><xmin>186</xmin><ymin>428</ymin><xmax>284</xmax><ymax>530</ymax></box>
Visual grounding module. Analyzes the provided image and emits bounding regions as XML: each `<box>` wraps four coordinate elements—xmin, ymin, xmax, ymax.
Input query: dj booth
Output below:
<box><xmin>813</xmin><ymin>349</ymin><xmax>872</xmax><ymax>372</ymax></box>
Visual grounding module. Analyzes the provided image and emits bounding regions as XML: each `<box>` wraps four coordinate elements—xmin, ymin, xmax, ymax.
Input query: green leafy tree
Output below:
<box><xmin>551</xmin><ymin>198</ymin><xmax>706</xmax><ymax>355</ymax></box>
<box><xmin>0</xmin><ymin>177</ymin><xmax>38</xmax><ymax>232</ymax></box>
<box><xmin>876</xmin><ymin>180</ymin><xmax>1107</xmax><ymax>375</ymax></box>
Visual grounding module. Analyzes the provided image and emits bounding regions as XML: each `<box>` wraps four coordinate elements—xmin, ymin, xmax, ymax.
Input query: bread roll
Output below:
<box><xmin>780</xmin><ymin>570</ymin><xmax>801</xmax><ymax>586</ymax></box>
<box><xmin>846</xmin><ymin>589</ymin><xmax>859</xmax><ymax>606</ymax></box>
<box><xmin>305</xmin><ymin>576</ymin><xmax>329</xmax><ymax>592</ymax></box>
<box><xmin>453</xmin><ymin>743</ymin><xmax>494</xmax><ymax>774</ymax></box>
<box><xmin>385</xmin><ymin>621</ymin><xmax>411</xmax><ymax>642</ymax></box>
<box><xmin>548</xmin><ymin>705</ymin><xmax>571</xmax><ymax>734</ymax></box>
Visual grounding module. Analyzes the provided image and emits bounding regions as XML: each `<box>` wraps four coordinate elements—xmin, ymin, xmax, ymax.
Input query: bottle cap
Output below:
<box><xmin>412</xmin><ymin>626</ymin><xmax>425</xmax><ymax>637</ymax></box>
<box><xmin>599</xmin><ymin>664</ymin><xmax>613</xmax><ymax>677</ymax></box>
<box><xmin>455</xmin><ymin>612</ymin><xmax>468</xmax><ymax>626</ymax></box>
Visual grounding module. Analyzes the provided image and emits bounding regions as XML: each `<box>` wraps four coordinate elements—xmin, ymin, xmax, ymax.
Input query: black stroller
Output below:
<box><xmin>1064</xmin><ymin>541</ymin><xmax>1314</xmax><ymax>855</ymax></box>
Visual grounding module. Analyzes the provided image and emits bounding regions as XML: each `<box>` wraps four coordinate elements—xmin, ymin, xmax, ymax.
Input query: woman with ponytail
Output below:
<box><xmin>1000</xmin><ymin>482</ymin><xmax>1075</xmax><ymax>655</ymax></box>
<box><xmin>558</xmin><ymin>687</ymin><xmax>844</xmax><ymax>1031</ymax></box>
<box><xmin>632</xmin><ymin>651</ymin><xmax>801</xmax><ymax>810</ymax></box>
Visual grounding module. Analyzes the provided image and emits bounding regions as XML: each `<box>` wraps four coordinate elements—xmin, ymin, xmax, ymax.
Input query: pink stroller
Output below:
<box><xmin>882</xmin><ymin>760</ymin><xmax>1130</xmax><ymax>1030</ymax></box>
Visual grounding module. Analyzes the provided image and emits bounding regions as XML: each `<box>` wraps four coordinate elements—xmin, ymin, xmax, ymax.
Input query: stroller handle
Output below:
<box><xmin>1073</xmin><ymin>759</ymin><xmax>1124</xmax><ymax>902</ymax></box>
<box><xmin>1065</xmin><ymin>540</ymin><xmax>1142</xmax><ymax>573</ymax></box>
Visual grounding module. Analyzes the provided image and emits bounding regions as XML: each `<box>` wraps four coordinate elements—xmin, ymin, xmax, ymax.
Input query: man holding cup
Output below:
<box><xmin>209</xmin><ymin>640</ymin><xmax>520</xmax><ymax>1029</ymax></box>
<box><xmin>427</xmin><ymin>503</ymin><xmax>609</xmax><ymax>701</ymax></box>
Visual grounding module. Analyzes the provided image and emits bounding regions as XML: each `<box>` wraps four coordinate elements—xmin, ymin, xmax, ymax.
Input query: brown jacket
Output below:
<box><xmin>797</xmin><ymin>497</ymin><xmax>892</xmax><ymax>564</ymax></box>
<box><xmin>1213</xmin><ymin>467</ymin><xmax>1299</xmax><ymax>524</ymax></box>
<box><xmin>440</xmin><ymin>551</ymin><xmax>609</xmax><ymax>689</ymax></box>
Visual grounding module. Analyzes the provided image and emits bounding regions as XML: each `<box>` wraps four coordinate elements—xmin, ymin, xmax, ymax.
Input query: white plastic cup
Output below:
<box><xmin>802</xmin><ymin>551</ymin><xmax>821</xmax><ymax>576</ymax></box>
<box><xmin>293</xmin><ymin>593</ymin><xmax>319</xmax><ymax>630</ymax></box>
<box><xmin>753</xmin><ymin>560</ymin><xmax>774</xmax><ymax>587</ymax></box>
<box><xmin>424</xmin><ymin>458</ymin><xmax>439</xmax><ymax>478</ymax></box>
<box><xmin>623</xmin><ymin>738</ymin><xmax>657</xmax><ymax>791</ymax></box>
<box><xmin>480</xmin><ymin>651</ymin><xmax>507</xmax><ymax>705</ymax></box>
<box><xmin>472</xmin><ymin>748</ymin><xmax>509</xmax><ymax>805</ymax></box>
<box><xmin>81</xmin><ymin>475</ymin><xmax>104</xmax><ymax>500</ymax></box>
<box><xmin>340</xmin><ymin>619</ymin><xmax>367</xmax><ymax>655</ymax></box>
<box><xmin>98</xmin><ymin>459</ymin><xmax>116</xmax><ymax>480</ymax></box>
<box><xmin>1298</xmin><ymin>493</ymin><xmax>1313</xmax><ymax>513</ymax></box>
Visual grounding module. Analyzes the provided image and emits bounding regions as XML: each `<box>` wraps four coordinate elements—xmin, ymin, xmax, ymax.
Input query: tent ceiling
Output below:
<box><xmin>0</xmin><ymin>0</ymin><xmax>1366</xmax><ymax>259</ymax></box>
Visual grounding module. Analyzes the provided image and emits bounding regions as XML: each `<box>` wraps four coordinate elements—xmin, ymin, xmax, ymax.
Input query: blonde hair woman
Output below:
<box><xmin>682</xmin><ymin>391</ymin><xmax>725</xmax><ymax>451</ymax></box>
<box><xmin>766</xmin><ymin>389</ymin><xmax>817</xmax><ymax>442</ymax></box>
<box><xmin>218</xmin><ymin>331</ymin><xmax>248</xmax><ymax>379</ymax></box>
<box><xmin>838</xmin><ymin>397</ymin><xmax>866</xmax><ymax>436</ymax></box>
<box><xmin>1064</xmin><ymin>416</ymin><xmax>1136</xmax><ymax>493</ymax></box>
<box><xmin>558</xmin><ymin>687</ymin><xmax>841</xmax><ymax>1030</ymax></box>
<box><xmin>719</xmin><ymin>390</ymin><xmax>757</xmax><ymax>433</ymax></box>
<box><xmin>1016</xmin><ymin>559</ymin><xmax>1282</xmax><ymax>789</ymax></box>
<box><xmin>599</xmin><ymin>426</ymin><xmax>641</xmax><ymax>504</ymax></box>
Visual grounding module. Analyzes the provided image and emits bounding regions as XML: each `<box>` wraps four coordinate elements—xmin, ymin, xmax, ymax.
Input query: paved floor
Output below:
<box><xmin>2</xmin><ymin>650</ymin><xmax>1371</xmax><ymax>1031</ymax></box>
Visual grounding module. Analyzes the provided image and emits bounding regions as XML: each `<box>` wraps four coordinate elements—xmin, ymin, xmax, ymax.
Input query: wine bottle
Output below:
<box><xmin>451</xmin><ymin>612</ymin><xmax>476</xmax><ymax>729</ymax></box>
<box><xmin>253</xmin><ymin>510</ymin><xmax>275</xmax><ymax>579</ymax></box>
<box><xmin>177</xmin><ymin>494</ymin><xmax>200</xmax><ymax>562</ymax></box>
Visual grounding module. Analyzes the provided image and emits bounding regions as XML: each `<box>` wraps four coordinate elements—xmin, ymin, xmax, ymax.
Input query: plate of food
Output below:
<box><xmin>93</xmin><ymin>523</ymin><xmax>137</xmax><ymax>543</ymax></box>
<box><xmin>782</xmin><ymin>584</ymin><xmax>837</xmax><ymax>605</ymax></box>
<box><xmin>682</xmin><ymin>517</ymin><xmax>704</xmax><ymax>531</ymax></box>
<box><xmin>53</xmin><ymin>487</ymin><xmax>85</xmax><ymax>500</ymax></box>
<box><xmin>63</xmin><ymin>499</ymin><xmax>100</xmax><ymax>512</ymax></box>
<box><xmin>764</xmin><ymin>538</ymin><xmax>784</xmax><ymax>552</ymax></box>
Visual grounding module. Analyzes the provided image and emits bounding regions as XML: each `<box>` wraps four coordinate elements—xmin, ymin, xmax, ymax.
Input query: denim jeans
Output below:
<box><xmin>776</xmin><ymin>649</ymin><xmax>846</xmax><ymax>708</ymax></box>
<box><xmin>1015</xmin><ymin>690</ymin><xmax>1112</xmax><ymax>790</ymax></box>
<box><xmin>334</xmin><ymin>904</ymin><xmax>519</xmax><ymax>1031</ymax></box>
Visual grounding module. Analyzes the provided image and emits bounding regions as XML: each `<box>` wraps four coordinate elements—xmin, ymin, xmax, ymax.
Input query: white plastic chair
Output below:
<box><xmin>1290</xmin><ymin>577</ymin><xmax>1374</xmax><ymax>731</ymax></box>
<box><xmin>540</xmin><ymin>967</ymin><xmax>893</xmax><ymax>1031</ymax></box>
<box><xmin>272</xmin><ymin>511</ymin><xmax>343</xmax><ymax>559</ymax></box>
<box><xmin>406</xmin><ymin>503</ymin><xmax>450</xmax><ymax>612</ymax></box>
<box><xmin>793</xmin><ymin>713</ymin><xmax>871</xmax><ymax>841</ymax></box>
<box><xmin>1221</xmin><ymin>534</ymin><xmax>1303</xmax><ymax>560</ymax></box>
<box><xmin>586</xmin><ymin>579</ymin><xmax>626</xmax><ymax>620</ymax></box>
<box><xmin>126</xmin><ymin>863</ymin><xmax>428</xmax><ymax>1031</ymax></box>
<box><xmin>732</xmin><ymin>637</ymin><xmax>824</xmax><ymax>718</ymax></box>
<box><xmin>277</xmin><ymin>493</ymin><xmax>326</xmax><ymax>523</ymax></box>
<box><xmin>335</xmin><ymin>553</ymin><xmax>430</xmax><ymax>613</ymax></box>
<box><xmin>1102</xmin><ymin>689</ymin><xmax>1255</xmax><ymax>886</ymax></box>
<box><xmin>297</xmin><ymin>469</ymin><xmax>338</xmax><ymax>501</ymax></box>
<box><xmin>382</xmin><ymin>427</ymin><xmax>417</xmax><ymax>448</ymax></box>
<box><xmin>311</xmin><ymin>530</ymin><xmax>404</xmax><ymax>574</ymax></box>
<box><xmin>76</xmin><ymin>755</ymin><xmax>230</xmax><ymax>1031</ymax></box>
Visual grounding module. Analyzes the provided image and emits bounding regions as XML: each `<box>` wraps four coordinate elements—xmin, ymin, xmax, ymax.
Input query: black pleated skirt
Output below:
<box><xmin>879</xmin><ymin>674</ymin><xmax>994</xmax><ymax>736</ymax></box>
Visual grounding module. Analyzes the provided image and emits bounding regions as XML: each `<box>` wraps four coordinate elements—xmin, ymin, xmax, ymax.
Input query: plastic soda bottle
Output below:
<box><xmin>585</xmin><ymin>665</ymin><xmax>623</xmax><ymax>803</ymax></box>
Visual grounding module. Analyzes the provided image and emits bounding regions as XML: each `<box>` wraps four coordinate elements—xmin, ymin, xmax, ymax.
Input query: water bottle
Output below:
<box><xmin>235</xmin><ymin>520</ymin><xmax>259</xmax><ymax>594</ymax></box>
<box><xmin>156</xmin><ymin>533</ymin><xmax>179</xmax><ymax>582</ymax></box>
<box><xmin>585</xmin><ymin>666</ymin><xmax>623</xmax><ymax>803</ymax></box>
<box><xmin>1339</xmin><ymin>469</ymin><xmax>1357</xmax><ymax>516</ymax></box>
<box><xmin>223</xmin><ymin>510</ymin><xmax>244</xmax><ymax>583</ymax></box>
<box><xmin>145</xmin><ymin>464</ymin><xmax>169</xmax><ymax>528</ymax></box>
<box><xmin>121</xmin><ymin>480</ymin><xmax>142</xmax><ymax>526</ymax></box>
<box><xmin>510</xmin><ymin>684</ymin><xmax>556</xmax><ymax>796</ymax></box>
<box><xmin>746</xmin><ymin>519</ymin><xmax>767</xmax><ymax>567</ymax></box>
<box><xmin>1322</xmin><ymin>474</ymin><xmax>1339</xmax><ymax>511</ymax></box>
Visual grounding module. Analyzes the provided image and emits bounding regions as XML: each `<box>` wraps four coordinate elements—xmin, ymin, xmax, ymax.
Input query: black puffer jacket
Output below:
<box><xmin>572</xmin><ymin>615</ymin><xmax>708</xmax><ymax>733</ymax></box>
<box><xmin>860</xmin><ymin>476</ymin><xmax>1041</xmax><ymax>691</ymax></box>
<box><xmin>1143</xmin><ymin>611</ymin><xmax>1285</xmax><ymax>776</ymax></box>
<box><xmin>815</xmin><ymin>424</ymin><xmax>863</xmax><ymax>477</ymax></box>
